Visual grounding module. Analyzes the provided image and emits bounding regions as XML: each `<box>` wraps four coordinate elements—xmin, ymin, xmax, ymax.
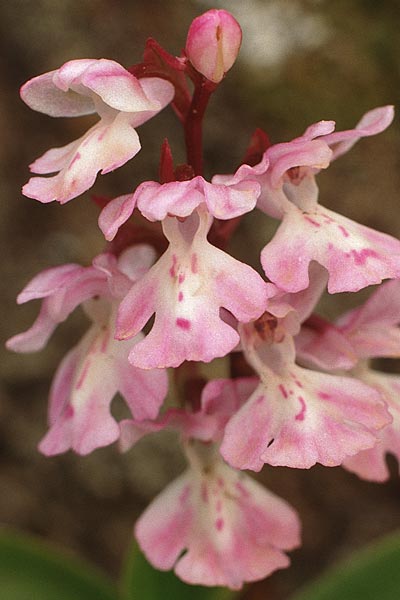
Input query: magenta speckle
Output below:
<box><xmin>215</xmin><ymin>517</ymin><xmax>224</xmax><ymax>531</ymax></box>
<box><xmin>294</xmin><ymin>379</ymin><xmax>303</xmax><ymax>389</ymax></box>
<box><xmin>191</xmin><ymin>253</ymin><xmax>198</xmax><ymax>274</ymax></box>
<box><xmin>351</xmin><ymin>248</ymin><xmax>379</xmax><ymax>266</ymax></box>
<box><xmin>169</xmin><ymin>254</ymin><xmax>177</xmax><ymax>278</ymax></box>
<box><xmin>304</xmin><ymin>215</ymin><xmax>321</xmax><ymax>228</ymax></box>
<box><xmin>278</xmin><ymin>384</ymin><xmax>288</xmax><ymax>398</ymax></box>
<box><xmin>217</xmin><ymin>477</ymin><xmax>224</xmax><ymax>489</ymax></box>
<box><xmin>256</xmin><ymin>395</ymin><xmax>264</xmax><ymax>405</ymax></box>
<box><xmin>68</xmin><ymin>152</ymin><xmax>81</xmax><ymax>170</ymax></box>
<box><xmin>318</xmin><ymin>391</ymin><xmax>331</xmax><ymax>400</ymax></box>
<box><xmin>295</xmin><ymin>396</ymin><xmax>306</xmax><ymax>421</ymax></box>
<box><xmin>75</xmin><ymin>360</ymin><xmax>90</xmax><ymax>390</ymax></box>
<box><xmin>338</xmin><ymin>225</ymin><xmax>350</xmax><ymax>238</ymax></box>
<box><xmin>216</xmin><ymin>499</ymin><xmax>222</xmax><ymax>512</ymax></box>
<box><xmin>178</xmin><ymin>291</ymin><xmax>184</xmax><ymax>302</ymax></box>
<box><xmin>235</xmin><ymin>481</ymin><xmax>250</xmax><ymax>497</ymax></box>
<box><xmin>178</xmin><ymin>273</ymin><xmax>185</xmax><ymax>284</ymax></box>
<box><xmin>65</xmin><ymin>405</ymin><xmax>74</xmax><ymax>418</ymax></box>
<box><xmin>176</xmin><ymin>317</ymin><xmax>191</xmax><ymax>330</ymax></box>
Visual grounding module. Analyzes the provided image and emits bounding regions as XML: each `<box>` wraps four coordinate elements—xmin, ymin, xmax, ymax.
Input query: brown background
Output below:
<box><xmin>1</xmin><ymin>1</ymin><xmax>400</xmax><ymax>598</ymax></box>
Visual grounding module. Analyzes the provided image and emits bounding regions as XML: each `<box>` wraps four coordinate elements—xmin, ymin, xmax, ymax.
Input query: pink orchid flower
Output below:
<box><xmin>135</xmin><ymin>443</ymin><xmax>300</xmax><ymax>589</ymax></box>
<box><xmin>7</xmin><ymin>246</ymin><xmax>168</xmax><ymax>455</ymax></box>
<box><xmin>115</xmin><ymin>210</ymin><xmax>272</xmax><ymax>368</ymax></box>
<box><xmin>21</xmin><ymin>59</ymin><xmax>174</xmax><ymax>203</ymax></box>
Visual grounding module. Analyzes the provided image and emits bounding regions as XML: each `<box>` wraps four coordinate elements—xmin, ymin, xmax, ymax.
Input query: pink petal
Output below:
<box><xmin>343</xmin><ymin>371</ymin><xmax>400</xmax><ymax>482</ymax></box>
<box><xmin>261</xmin><ymin>205</ymin><xmax>400</xmax><ymax>293</ymax></box>
<box><xmin>20</xmin><ymin>67</ymin><xmax>95</xmax><ymax>117</ymax></box>
<box><xmin>135</xmin><ymin>179</ymin><xmax>204</xmax><ymax>221</ymax></box>
<box><xmin>6</xmin><ymin>303</ymin><xmax>57</xmax><ymax>353</ymax></box>
<box><xmin>135</xmin><ymin>473</ymin><xmax>194</xmax><ymax>570</ymax></box>
<box><xmin>24</xmin><ymin>116</ymin><xmax>141</xmax><ymax>204</ymax></box>
<box><xmin>296</xmin><ymin>316</ymin><xmax>358</xmax><ymax>371</ymax></box>
<box><xmin>116</xmin><ymin>213</ymin><xmax>269</xmax><ymax>368</ymax></box>
<box><xmin>336</xmin><ymin>279</ymin><xmax>400</xmax><ymax>358</ymax></box>
<box><xmin>98</xmin><ymin>193</ymin><xmax>136</xmax><ymax>241</ymax></box>
<box><xmin>78</xmin><ymin>60</ymin><xmax>165</xmax><ymax>112</ymax></box>
<box><xmin>136</xmin><ymin>457</ymin><xmax>300</xmax><ymax>590</ymax></box>
<box><xmin>221</xmin><ymin>334</ymin><xmax>390</xmax><ymax>470</ymax></box>
<box><xmin>323</xmin><ymin>105</ymin><xmax>395</xmax><ymax>160</ymax></box>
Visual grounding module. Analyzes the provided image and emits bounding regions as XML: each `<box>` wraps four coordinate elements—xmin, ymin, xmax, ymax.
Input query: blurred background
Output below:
<box><xmin>1</xmin><ymin>1</ymin><xmax>400</xmax><ymax>598</ymax></box>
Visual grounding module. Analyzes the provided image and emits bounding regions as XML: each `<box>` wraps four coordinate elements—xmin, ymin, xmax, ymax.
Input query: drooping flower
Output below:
<box><xmin>135</xmin><ymin>442</ymin><xmax>300</xmax><ymax>589</ymax></box>
<box><xmin>214</xmin><ymin>106</ymin><xmax>400</xmax><ymax>293</ymax></box>
<box><xmin>21</xmin><ymin>59</ymin><xmax>174</xmax><ymax>203</ymax></box>
<box><xmin>7</xmin><ymin>246</ymin><xmax>168</xmax><ymax>455</ymax></box>
<box><xmin>220</xmin><ymin>316</ymin><xmax>391</xmax><ymax>471</ymax></box>
<box><xmin>295</xmin><ymin>281</ymin><xmax>400</xmax><ymax>481</ymax></box>
<box><xmin>115</xmin><ymin>209</ymin><xmax>272</xmax><ymax>369</ymax></box>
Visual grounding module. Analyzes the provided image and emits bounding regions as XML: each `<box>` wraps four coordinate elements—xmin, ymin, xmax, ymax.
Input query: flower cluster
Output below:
<box><xmin>8</xmin><ymin>8</ymin><xmax>400</xmax><ymax>590</ymax></box>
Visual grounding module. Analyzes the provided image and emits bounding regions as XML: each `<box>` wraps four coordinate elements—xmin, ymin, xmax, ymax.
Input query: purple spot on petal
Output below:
<box><xmin>178</xmin><ymin>291</ymin><xmax>184</xmax><ymax>302</ymax></box>
<box><xmin>279</xmin><ymin>384</ymin><xmax>288</xmax><ymax>398</ymax></box>
<box><xmin>178</xmin><ymin>273</ymin><xmax>185</xmax><ymax>284</ymax></box>
<box><xmin>235</xmin><ymin>481</ymin><xmax>250</xmax><ymax>497</ymax></box>
<box><xmin>295</xmin><ymin>396</ymin><xmax>306</xmax><ymax>421</ymax></box>
<box><xmin>294</xmin><ymin>379</ymin><xmax>303</xmax><ymax>389</ymax></box>
<box><xmin>256</xmin><ymin>395</ymin><xmax>264</xmax><ymax>405</ymax></box>
<box><xmin>68</xmin><ymin>152</ymin><xmax>81</xmax><ymax>171</ymax></box>
<box><xmin>351</xmin><ymin>248</ymin><xmax>379</xmax><ymax>266</ymax></box>
<box><xmin>304</xmin><ymin>215</ymin><xmax>321</xmax><ymax>227</ymax></box>
<box><xmin>169</xmin><ymin>254</ymin><xmax>177</xmax><ymax>278</ymax></box>
<box><xmin>176</xmin><ymin>317</ymin><xmax>191</xmax><ymax>330</ymax></box>
<box><xmin>65</xmin><ymin>405</ymin><xmax>74</xmax><ymax>418</ymax></box>
<box><xmin>318</xmin><ymin>391</ymin><xmax>331</xmax><ymax>400</ymax></box>
<box><xmin>216</xmin><ymin>499</ymin><xmax>222</xmax><ymax>512</ymax></box>
<box><xmin>338</xmin><ymin>225</ymin><xmax>350</xmax><ymax>238</ymax></box>
<box><xmin>191</xmin><ymin>253</ymin><xmax>198</xmax><ymax>274</ymax></box>
<box><xmin>217</xmin><ymin>477</ymin><xmax>224</xmax><ymax>488</ymax></box>
<box><xmin>215</xmin><ymin>517</ymin><xmax>224</xmax><ymax>531</ymax></box>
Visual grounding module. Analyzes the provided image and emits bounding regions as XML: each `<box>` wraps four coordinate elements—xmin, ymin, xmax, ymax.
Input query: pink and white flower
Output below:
<box><xmin>98</xmin><ymin>158</ymin><xmax>268</xmax><ymax>240</ymax></box>
<box><xmin>135</xmin><ymin>443</ymin><xmax>300</xmax><ymax>589</ymax></box>
<box><xmin>214</xmin><ymin>106</ymin><xmax>400</xmax><ymax>293</ymax></box>
<box><xmin>115</xmin><ymin>210</ymin><xmax>272</xmax><ymax>368</ymax></box>
<box><xmin>7</xmin><ymin>246</ymin><xmax>168</xmax><ymax>455</ymax></box>
<box><xmin>21</xmin><ymin>59</ymin><xmax>174</xmax><ymax>203</ymax></box>
<box><xmin>220</xmin><ymin>318</ymin><xmax>391</xmax><ymax>471</ymax></box>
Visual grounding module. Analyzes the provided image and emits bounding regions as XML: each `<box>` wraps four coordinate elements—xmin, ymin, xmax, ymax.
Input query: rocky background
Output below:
<box><xmin>1</xmin><ymin>1</ymin><xmax>400</xmax><ymax>598</ymax></box>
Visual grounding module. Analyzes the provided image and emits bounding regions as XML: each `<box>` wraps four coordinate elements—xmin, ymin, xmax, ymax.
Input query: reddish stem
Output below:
<box><xmin>184</xmin><ymin>77</ymin><xmax>217</xmax><ymax>176</ymax></box>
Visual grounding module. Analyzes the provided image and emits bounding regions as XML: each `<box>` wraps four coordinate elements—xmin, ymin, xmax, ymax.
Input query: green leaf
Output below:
<box><xmin>292</xmin><ymin>530</ymin><xmax>400</xmax><ymax>600</ymax></box>
<box><xmin>0</xmin><ymin>528</ymin><xmax>116</xmax><ymax>600</ymax></box>
<box><xmin>121</xmin><ymin>543</ymin><xmax>236</xmax><ymax>600</ymax></box>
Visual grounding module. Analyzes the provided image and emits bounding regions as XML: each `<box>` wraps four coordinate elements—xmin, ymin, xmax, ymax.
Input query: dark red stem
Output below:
<box><xmin>184</xmin><ymin>77</ymin><xmax>217</xmax><ymax>176</ymax></box>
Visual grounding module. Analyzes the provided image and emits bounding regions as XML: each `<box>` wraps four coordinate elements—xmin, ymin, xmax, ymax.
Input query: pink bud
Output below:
<box><xmin>185</xmin><ymin>10</ymin><xmax>242</xmax><ymax>83</ymax></box>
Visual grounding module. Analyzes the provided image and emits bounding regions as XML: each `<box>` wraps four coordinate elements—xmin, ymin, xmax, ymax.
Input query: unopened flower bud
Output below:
<box><xmin>185</xmin><ymin>9</ymin><xmax>242</xmax><ymax>83</ymax></box>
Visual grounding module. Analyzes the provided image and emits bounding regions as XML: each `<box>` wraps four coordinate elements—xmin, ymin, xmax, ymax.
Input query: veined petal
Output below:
<box><xmin>136</xmin><ymin>450</ymin><xmax>300</xmax><ymax>590</ymax></box>
<box><xmin>261</xmin><ymin>205</ymin><xmax>400</xmax><ymax>293</ymax></box>
<box><xmin>221</xmin><ymin>365</ymin><xmax>390</xmax><ymax>471</ymax></box>
<box><xmin>116</xmin><ymin>212</ymin><xmax>269</xmax><ymax>368</ymax></box>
